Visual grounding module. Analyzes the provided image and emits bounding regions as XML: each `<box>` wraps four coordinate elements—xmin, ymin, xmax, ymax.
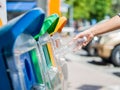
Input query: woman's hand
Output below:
<box><xmin>73</xmin><ymin>30</ymin><xmax>95</xmax><ymax>47</ymax></box>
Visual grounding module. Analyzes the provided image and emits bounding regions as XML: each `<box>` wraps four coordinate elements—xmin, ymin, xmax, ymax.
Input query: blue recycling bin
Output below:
<box><xmin>0</xmin><ymin>8</ymin><xmax>45</xmax><ymax>90</ymax></box>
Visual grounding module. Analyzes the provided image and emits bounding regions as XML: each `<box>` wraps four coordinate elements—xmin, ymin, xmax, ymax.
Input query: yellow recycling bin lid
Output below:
<box><xmin>50</xmin><ymin>16</ymin><xmax>67</xmax><ymax>35</ymax></box>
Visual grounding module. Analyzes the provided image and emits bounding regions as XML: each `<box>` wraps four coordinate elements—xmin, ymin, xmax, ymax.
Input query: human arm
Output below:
<box><xmin>74</xmin><ymin>15</ymin><xmax>120</xmax><ymax>46</ymax></box>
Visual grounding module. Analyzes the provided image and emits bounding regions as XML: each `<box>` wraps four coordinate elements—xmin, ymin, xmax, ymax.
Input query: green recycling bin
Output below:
<box><xmin>34</xmin><ymin>14</ymin><xmax>63</xmax><ymax>90</ymax></box>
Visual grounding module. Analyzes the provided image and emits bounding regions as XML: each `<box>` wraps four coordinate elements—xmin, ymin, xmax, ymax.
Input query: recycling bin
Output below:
<box><xmin>50</xmin><ymin>16</ymin><xmax>68</xmax><ymax>90</ymax></box>
<box><xmin>0</xmin><ymin>8</ymin><xmax>46</xmax><ymax>90</ymax></box>
<box><xmin>34</xmin><ymin>14</ymin><xmax>63</xmax><ymax>90</ymax></box>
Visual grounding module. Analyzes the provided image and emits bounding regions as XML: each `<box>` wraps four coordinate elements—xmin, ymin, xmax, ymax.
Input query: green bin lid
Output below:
<box><xmin>34</xmin><ymin>14</ymin><xmax>59</xmax><ymax>39</ymax></box>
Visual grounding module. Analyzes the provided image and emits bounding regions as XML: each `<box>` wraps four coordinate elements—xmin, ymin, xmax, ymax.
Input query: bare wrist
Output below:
<box><xmin>89</xmin><ymin>28</ymin><xmax>96</xmax><ymax>37</ymax></box>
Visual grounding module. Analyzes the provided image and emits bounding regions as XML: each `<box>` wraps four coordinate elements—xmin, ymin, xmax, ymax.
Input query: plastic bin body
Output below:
<box><xmin>0</xmin><ymin>8</ymin><xmax>45</xmax><ymax>90</ymax></box>
<box><xmin>38</xmin><ymin>33</ymin><xmax>62</xmax><ymax>90</ymax></box>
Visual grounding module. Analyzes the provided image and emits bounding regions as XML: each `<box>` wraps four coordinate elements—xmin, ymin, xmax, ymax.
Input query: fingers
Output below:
<box><xmin>72</xmin><ymin>30</ymin><xmax>95</xmax><ymax>51</ymax></box>
<box><xmin>73</xmin><ymin>32</ymin><xmax>84</xmax><ymax>40</ymax></box>
<box><xmin>82</xmin><ymin>41</ymin><xmax>88</xmax><ymax>46</ymax></box>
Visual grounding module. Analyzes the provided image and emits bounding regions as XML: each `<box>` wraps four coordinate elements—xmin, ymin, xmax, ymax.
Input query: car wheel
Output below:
<box><xmin>87</xmin><ymin>47</ymin><xmax>97</xmax><ymax>56</ymax></box>
<box><xmin>87</xmin><ymin>42</ymin><xmax>98</xmax><ymax>56</ymax></box>
<box><xmin>101</xmin><ymin>57</ymin><xmax>110</xmax><ymax>63</ymax></box>
<box><xmin>111</xmin><ymin>45</ymin><xmax>120</xmax><ymax>67</ymax></box>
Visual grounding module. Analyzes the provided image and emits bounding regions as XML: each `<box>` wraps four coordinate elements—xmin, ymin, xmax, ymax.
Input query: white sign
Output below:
<box><xmin>0</xmin><ymin>0</ymin><xmax>7</xmax><ymax>26</ymax></box>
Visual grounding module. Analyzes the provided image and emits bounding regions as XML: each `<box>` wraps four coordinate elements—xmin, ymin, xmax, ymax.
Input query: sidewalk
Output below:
<box><xmin>66</xmin><ymin>53</ymin><xmax>120</xmax><ymax>90</ymax></box>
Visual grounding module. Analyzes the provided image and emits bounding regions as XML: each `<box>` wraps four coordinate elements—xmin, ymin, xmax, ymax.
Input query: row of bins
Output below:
<box><xmin>0</xmin><ymin>8</ymin><xmax>68</xmax><ymax>90</ymax></box>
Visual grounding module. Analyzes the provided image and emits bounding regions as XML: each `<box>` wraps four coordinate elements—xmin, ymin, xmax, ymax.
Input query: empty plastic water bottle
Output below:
<box><xmin>68</xmin><ymin>36</ymin><xmax>87</xmax><ymax>51</ymax></box>
<box><xmin>57</xmin><ymin>36</ymin><xmax>87</xmax><ymax>56</ymax></box>
<box><xmin>72</xmin><ymin>36</ymin><xmax>87</xmax><ymax>51</ymax></box>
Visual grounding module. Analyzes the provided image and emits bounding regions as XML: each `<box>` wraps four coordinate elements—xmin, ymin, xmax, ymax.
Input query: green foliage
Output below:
<box><xmin>65</xmin><ymin>0</ymin><xmax>112</xmax><ymax>21</ymax></box>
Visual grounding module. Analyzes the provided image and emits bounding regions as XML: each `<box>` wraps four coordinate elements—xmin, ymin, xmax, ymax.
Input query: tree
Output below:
<box><xmin>65</xmin><ymin>0</ymin><xmax>112</xmax><ymax>21</ymax></box>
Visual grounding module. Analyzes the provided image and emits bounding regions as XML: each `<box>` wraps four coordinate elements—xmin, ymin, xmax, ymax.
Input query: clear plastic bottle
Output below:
<box><xmin>57</xmin><ymin>36</ymin><xmax>87</xmax><ymax>56</ymax></box>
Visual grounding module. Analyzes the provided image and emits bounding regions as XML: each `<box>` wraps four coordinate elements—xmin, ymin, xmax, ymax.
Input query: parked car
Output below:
<box><xmin>96</xmin><ymin>30</ymin><xmax>120</xmax><ymax>67</ymax></box>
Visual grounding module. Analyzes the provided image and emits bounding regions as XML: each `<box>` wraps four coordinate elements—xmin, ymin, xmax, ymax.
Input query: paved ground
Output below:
<box><xmin>65</xmin><ymin>51</ymin><xmax>120</xmax><ymax>90</ymax></box>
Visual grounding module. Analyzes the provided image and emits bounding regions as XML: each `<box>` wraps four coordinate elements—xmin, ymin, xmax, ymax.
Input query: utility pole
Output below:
<box><xmin>47</xmin><ymin>0</ymin><xmax>61</xmax><ymax>16</ymax></box>
<box><xmin>37</xmin><ymin>0</ymin><xmax>48</xmax><ymax>15</ymax></box>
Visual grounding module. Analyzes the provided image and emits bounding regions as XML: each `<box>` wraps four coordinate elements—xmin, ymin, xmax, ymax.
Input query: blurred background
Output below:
<box><xmin>5</xmin><ymin>0</ymin><xmax>120</xmax><ymax>90</ymax></box>
<box><xmin>6</xmin><ymin>0</ymin><xmax>120</xmax><ymax>25</ymax></box>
